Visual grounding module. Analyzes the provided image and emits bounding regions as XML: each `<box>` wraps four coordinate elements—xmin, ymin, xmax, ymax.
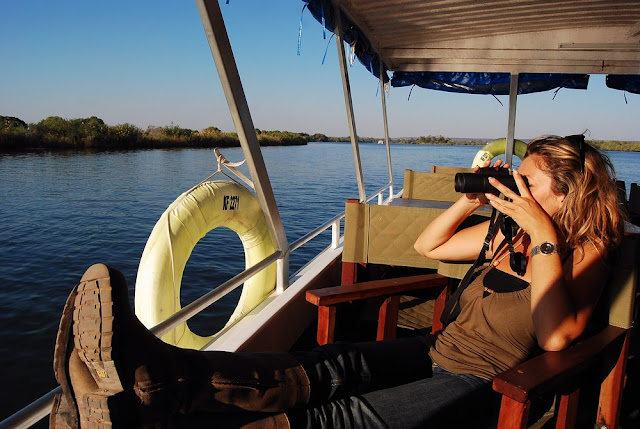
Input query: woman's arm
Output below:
<box><xmin>485</xmin><ymin>171</ymin><xmax>608</xmax><ymax>351</ymax></box>
<box><xmin>530</xmin><ymin>242</ymin><xmax>608</xmax><ymax>351</ymax></box>
<box><xmin>414</xmin><ymin>197</ymin><xmax>492</xmax><ymax>262</ymax></box>
<box><xmin>414</xmin><ymin>160</ymin><xmax>508</xmax><ymax>262</ymax></box>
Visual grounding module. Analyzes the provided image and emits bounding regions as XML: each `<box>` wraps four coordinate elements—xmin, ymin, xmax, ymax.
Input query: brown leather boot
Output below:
<box><xmin>53</xmin><ymin>263</ymin><xmax>310</xmax><ymax>427</ymax></box>
<box><xmin>51</xmin><ymin>284</ymin><xmax>80</xmax><ymax>428</ymax></box>
<box><xmin>52</xmin><ymin>279</ymin><xmax>137</xmax><ymax>429</ymax></box>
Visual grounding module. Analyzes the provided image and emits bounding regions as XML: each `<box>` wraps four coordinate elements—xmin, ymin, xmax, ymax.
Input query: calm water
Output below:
<box><xmin>0</xmin><ymin>143</ymin><xmax>638</xmax><ymax>420</ymax></box>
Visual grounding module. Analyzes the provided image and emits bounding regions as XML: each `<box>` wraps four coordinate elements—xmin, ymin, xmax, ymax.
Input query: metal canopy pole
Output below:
<box><xmin>379</xmin><ymin>62</ymin><xmax>393</xmax><ymax>199</ymax></box>
<box><xmin>334</xmin><ymin>4</ymin><xmax>366</xmax><ymax>202</ymax></box>
<box><xmin>505</xmin><ymin>73</ymin><xmax>519</xmax><ymax>167</ymax></box>
<box><xmin>195</xmin><ymin>0</ymin><xmax>289</xmax><ymax>290</ymax></box>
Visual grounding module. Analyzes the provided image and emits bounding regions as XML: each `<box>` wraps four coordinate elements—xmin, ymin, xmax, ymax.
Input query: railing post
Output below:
<box><xmin>196</xmin><ymin>0</ymin><xmax>289</xmax><ymax>289</ymax></box>
<box><xmin>332</xmin><ymin>219</ymin><xmax>340</xmax><ymax>249</ymax></box>
<box><xmin>380</xmin><ymin>62</ymin><xmax>393</xmax><ymax>199</ymax></box>
<box><xmin>276</xmin><ymin>253</ymin><xmax>289</xmax><ymax>294</ymax></box>
<box><xmin>505</xmin><ymin>73</ymin><xmax>519</xmax><ymax>166</ymax></box>
<box><xmin>334</xmin><ymin>3</ymin><xmax>366</xmax><ymax>203</ymax></box>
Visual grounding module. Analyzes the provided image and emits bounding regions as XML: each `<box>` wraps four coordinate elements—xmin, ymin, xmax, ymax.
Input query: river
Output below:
<box><xmin>0</xmin><ymin>142</ymin><xmax>638</xmax><ymax>422</ymax></box>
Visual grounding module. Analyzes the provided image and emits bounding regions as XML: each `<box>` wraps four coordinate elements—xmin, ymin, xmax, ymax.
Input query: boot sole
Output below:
<box><xmin>73</xmin><ymin>264</ymin><xmax>129</xmax><ymax>428</ymax></box>
<box><xmin>52</xmin><ymin>285</ymin><xmax>79</xmax><ymax>428</ymax></box>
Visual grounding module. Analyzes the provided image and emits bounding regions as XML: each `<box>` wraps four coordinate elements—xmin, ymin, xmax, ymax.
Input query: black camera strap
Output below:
<box><xmin>440</xmin><ymin>207</ymin><xmax>503</xmax><ymax>326</ymax></box>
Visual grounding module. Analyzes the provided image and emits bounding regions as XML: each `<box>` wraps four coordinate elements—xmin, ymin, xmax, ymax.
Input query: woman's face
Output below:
<box><xmin>518</xmin><ymin>154</ymin><xmax>565</xmax><ymax>216</ymax></box>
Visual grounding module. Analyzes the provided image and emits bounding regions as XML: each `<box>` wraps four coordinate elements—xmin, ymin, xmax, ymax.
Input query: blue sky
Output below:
<box><xmin>1</xmin><ymin>0</ymin><xmax>638</xmax><ymax>141</ymax></box>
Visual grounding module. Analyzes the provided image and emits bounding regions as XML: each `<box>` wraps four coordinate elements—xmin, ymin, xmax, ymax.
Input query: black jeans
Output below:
<box><xmin>288</xmin><ymin>337</ymin><xmax>498</xmax><ymax>428</ymax></box>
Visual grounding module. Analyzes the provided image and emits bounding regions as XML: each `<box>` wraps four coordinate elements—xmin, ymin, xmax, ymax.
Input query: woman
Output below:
<box><xmin>51</xmin><ymin>135</ymin><xmax>624</xmax><ymax>428</ymax></box>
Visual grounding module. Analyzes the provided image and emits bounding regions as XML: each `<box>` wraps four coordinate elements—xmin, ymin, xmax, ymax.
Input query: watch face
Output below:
<box><xmin>540</xmin><ymin>242</ymin><xmax>555</xmax><ymax>254</ymax></box>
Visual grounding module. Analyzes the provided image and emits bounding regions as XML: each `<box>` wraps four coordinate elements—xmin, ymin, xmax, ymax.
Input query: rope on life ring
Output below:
<box><xmin>134</xmin><ymin>181</ymin><xmax>276</xmax><ymax>350</ymax></box>
<box><xmin>471</xmin><ymin>138</ymin><xmax>528</xmax><ymax>168</ymax></box>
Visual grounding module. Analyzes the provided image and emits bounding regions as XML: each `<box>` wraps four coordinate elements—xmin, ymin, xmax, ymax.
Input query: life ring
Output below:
<box><xmin>471</xmin><ymin>138</ymin><xmax>528</xmax><ymax>168</ymax></box>
<box><xmin>134</xmin><ymin>181</ymin><xmax>276</xmax><ymax>350</ymax></box>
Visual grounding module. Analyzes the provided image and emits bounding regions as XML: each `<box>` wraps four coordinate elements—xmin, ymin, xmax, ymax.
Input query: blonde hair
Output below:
<box><xmin>525</xmin><ymin>135</ymin><xmax>625</xmax><ymax>257</ymax></box>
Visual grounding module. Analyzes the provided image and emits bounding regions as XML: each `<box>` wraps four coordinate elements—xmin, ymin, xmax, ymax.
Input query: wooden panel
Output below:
<box><xmin>336</xmin><ymin>0</ymin><xmax>640</xmax><ymax>74</ymax></box>
<box><xmin>431</xmin><ymin>278</ymin><xmax>454</xmax><ymax>334</ymax></box>
<box><xmin>317</xmin><ymin>306</ymin><xmax>336</xmax><ymax>346</ymax></box>
<box><xmin>596</xmin><ymin>330</ymin><xmax>630</xmax><ymax>428</ymax></box>
<box><xmin>493</xmin><ymin>326</ymin><xmax>627</xmax><ymax>403</ymax></box>
<box><xmin>306</xmin><ymin>273</ymin><xmax>448</xmax><ymax>306</ymax></box>
<box><xmin>555</xmin><ymin>389</ymin><xmax>580</xmax><ymax>429</ymax></box>
<box><xmin>496</xmin><ymin>396</ymin><xmax>530</xmax><ymax>429</ymax></box>
<box><xmin>341</xmin><ymin>261</ymin><xmax>358</xmax><ymax>286</ymax></box>
<box><xmin>376</xmin><ymin>296</ymin><xmax>399</xmax><ymax>341</ymax></box>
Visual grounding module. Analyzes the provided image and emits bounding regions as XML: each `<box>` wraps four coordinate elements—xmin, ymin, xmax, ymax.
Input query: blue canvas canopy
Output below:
<box><xmin>303</xmin><ymin>0</ymin><xmax>390</xmax><ymax>82</ymax></box>
<box><xmin>606</xmin><ymin>75</ymin><xmax>640</xmax><ymax>94</ymax></box>
<box><xmin>391</xmin><ymin>72</ymin><xmax>589</xmax><ymax>95</ymax></box>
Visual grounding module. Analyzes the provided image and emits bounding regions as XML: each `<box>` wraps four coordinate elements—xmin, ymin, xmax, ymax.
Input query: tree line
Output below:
<box><xmin>0</xmin><ymin>115</ymin><xmax>324</xmax><ymax>151</ymax></box>
<box><xmin>2</xmin><ymin>115</ymin><xmax>638</xmax><ymax>152</ymax></box>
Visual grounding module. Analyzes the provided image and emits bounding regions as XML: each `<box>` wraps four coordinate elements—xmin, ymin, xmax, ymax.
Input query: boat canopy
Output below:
<box><xmin>391</xmin><ymin>72</ymin><xmax>589</xmax><ymax>95</ymax></box>
<box><xmin>607</xmin><ymin>75</ymin><xmax>640</xmax><ymax>94</ymax></box>
<box><xmin>302</xmin><ymin>0</ymin><xmax>640</xmax><ymax>95</ymax></box>
<box><xmin>303</xmin><ymin>0</ymin><xmax>390</xmax><ymax>82</ymax></box>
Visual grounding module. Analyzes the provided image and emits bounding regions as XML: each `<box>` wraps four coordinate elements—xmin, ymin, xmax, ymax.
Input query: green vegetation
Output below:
<box><xmin>588</xmin><ymin>140</ymin><xmax>640</xmax><ymax>152</ymax></box>
<box><xmin>395</xmin><ymin>135</ymin><xmax>479</xmax><ymax>146</ymax></box>
<box><xmin>0</xmin><ymin>115</ymin><xmax>311</xmax><ymax>151</ymax></box>
<box><xmin>2</xmin><ymin>115</ymin><xmax>639</xmax><ymax>152</ymax></box>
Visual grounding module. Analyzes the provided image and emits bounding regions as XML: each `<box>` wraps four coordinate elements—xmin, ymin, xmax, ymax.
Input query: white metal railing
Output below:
<box><xmin>290</xmin><ymin>212</ymin><xmax>345</xmax><ymax>252</ymax></box>
<box><xmin>0</xmin><ymin>184</ymin><xmax>396</xmax><ymax>428</ymax></box>
<box><xmin>151</xmin><ymin>250</ymin><xmax>283</xmax><ymax>338</ymax></box>
<box><xmin>366</xmin><ymin>182</ymin><xmax>394</xmax><ymax>205</ymax></box>
<box><xmin>0</xmin><ymin>388</ymin><xmax>60</xmax><ymax>429</ymax></box>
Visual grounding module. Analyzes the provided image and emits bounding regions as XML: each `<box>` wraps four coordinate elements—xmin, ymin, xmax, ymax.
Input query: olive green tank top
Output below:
<box><xmin>429</xmin><ymin>266</ymin><xmax>539</xmax><ymax>380</ymax></box>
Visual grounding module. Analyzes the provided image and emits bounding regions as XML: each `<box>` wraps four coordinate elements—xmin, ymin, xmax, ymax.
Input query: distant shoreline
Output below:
<box><xmin>2</xmin><ymin>115</ymin><xmax>639</xmax><ymax>152</ymax></box>
<box><xmin>0</xmin><ymin>115</ymin><xmax>313</xmax><ymax>152</ymax></box>
<box><xmin>312</xmin><ymin>138</ymin><xmax>640</xmax><ymax>152</ymax></box>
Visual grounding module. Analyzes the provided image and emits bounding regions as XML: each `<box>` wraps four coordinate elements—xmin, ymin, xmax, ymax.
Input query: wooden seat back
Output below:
<box><xmin>344</xmin><ymin>167</ymin><xmax>490</xmax><ymax>280</ymax></box>
<box><xmin>403</xmin><ymin>168</ymin><xmax>470</xmax><ymax>202</ymax></box>
<box><xmin>597</xmin><ymin>234</ymin><xmax>639</xmax><ymax>330</ymax></box>
<box><xmin>629</xmin><ymin>182</ymin><xmax>640</xmax><ymax>225</ymax></box>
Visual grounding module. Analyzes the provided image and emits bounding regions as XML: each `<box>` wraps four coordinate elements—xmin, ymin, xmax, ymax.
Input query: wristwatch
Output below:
<box><xmin>531</xmin><ymin>242</ymin><xmax>558</xmax><ymax>257</ymax></box>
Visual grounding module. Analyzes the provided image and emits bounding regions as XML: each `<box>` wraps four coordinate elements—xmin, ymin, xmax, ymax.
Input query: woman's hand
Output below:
<box><xmin>464</xmin><ymin>159</ymin><xmax>510</xmax><ymax>205</ymax></box>
<box><xmin>484</xmin><ymin>170</ymin><xmax>555</xmax><ymax>242</ymax></box>
<box><xmin>414</xmin><ymin>159</ymin><xmax>512</xmax><ymax>261</ymax></box>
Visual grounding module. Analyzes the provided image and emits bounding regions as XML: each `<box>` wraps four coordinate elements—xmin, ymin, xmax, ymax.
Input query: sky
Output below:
<box><xmin>1</xmin><ymin>0</ymin><xmax>639</xmax><ymax>141</ymax></box>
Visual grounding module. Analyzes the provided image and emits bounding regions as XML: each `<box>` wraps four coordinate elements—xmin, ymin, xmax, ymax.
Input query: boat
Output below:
<box><xmin>2</xmin><ymin>1</ymin><xmax>640</xmax><ymax>428</ymax></box>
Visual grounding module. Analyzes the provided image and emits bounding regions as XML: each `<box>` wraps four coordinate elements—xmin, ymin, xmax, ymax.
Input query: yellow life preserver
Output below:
<box><xmin>471</xmin><ymin>138</ymin><xmax>528</xmax><ymax>168</ymax></box>
<box><xmin>134</xmin><ymin>181</ymin><xmax>276</xmax><ymax>350</ymax></box>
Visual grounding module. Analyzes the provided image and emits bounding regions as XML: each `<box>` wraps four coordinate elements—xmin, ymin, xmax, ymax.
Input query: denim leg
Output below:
<box><xmin>362</xmin><ymin>366</ymin><xmax>498</xmax><ymax>428</ymax></box>
<box><xmin>292</xmin><ymin>337</ymin><xmax>432</xmax><ymax>405</ymax></box>
<box><xmin>289</xmin><ymin>366</ymin><xmax>498</xmax><ymax>429</ymax></box>
<box><xmin>287</xmin><ymin>396</ymin><xmax>391</xmax><ymax>429</ymax></box>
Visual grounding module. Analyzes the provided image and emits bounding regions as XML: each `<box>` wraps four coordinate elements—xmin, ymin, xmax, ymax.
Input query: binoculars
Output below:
<box><xmin>454</xmin><ymin>168</ymin><xmax>527</xmax><ymax>194</ymax></box>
